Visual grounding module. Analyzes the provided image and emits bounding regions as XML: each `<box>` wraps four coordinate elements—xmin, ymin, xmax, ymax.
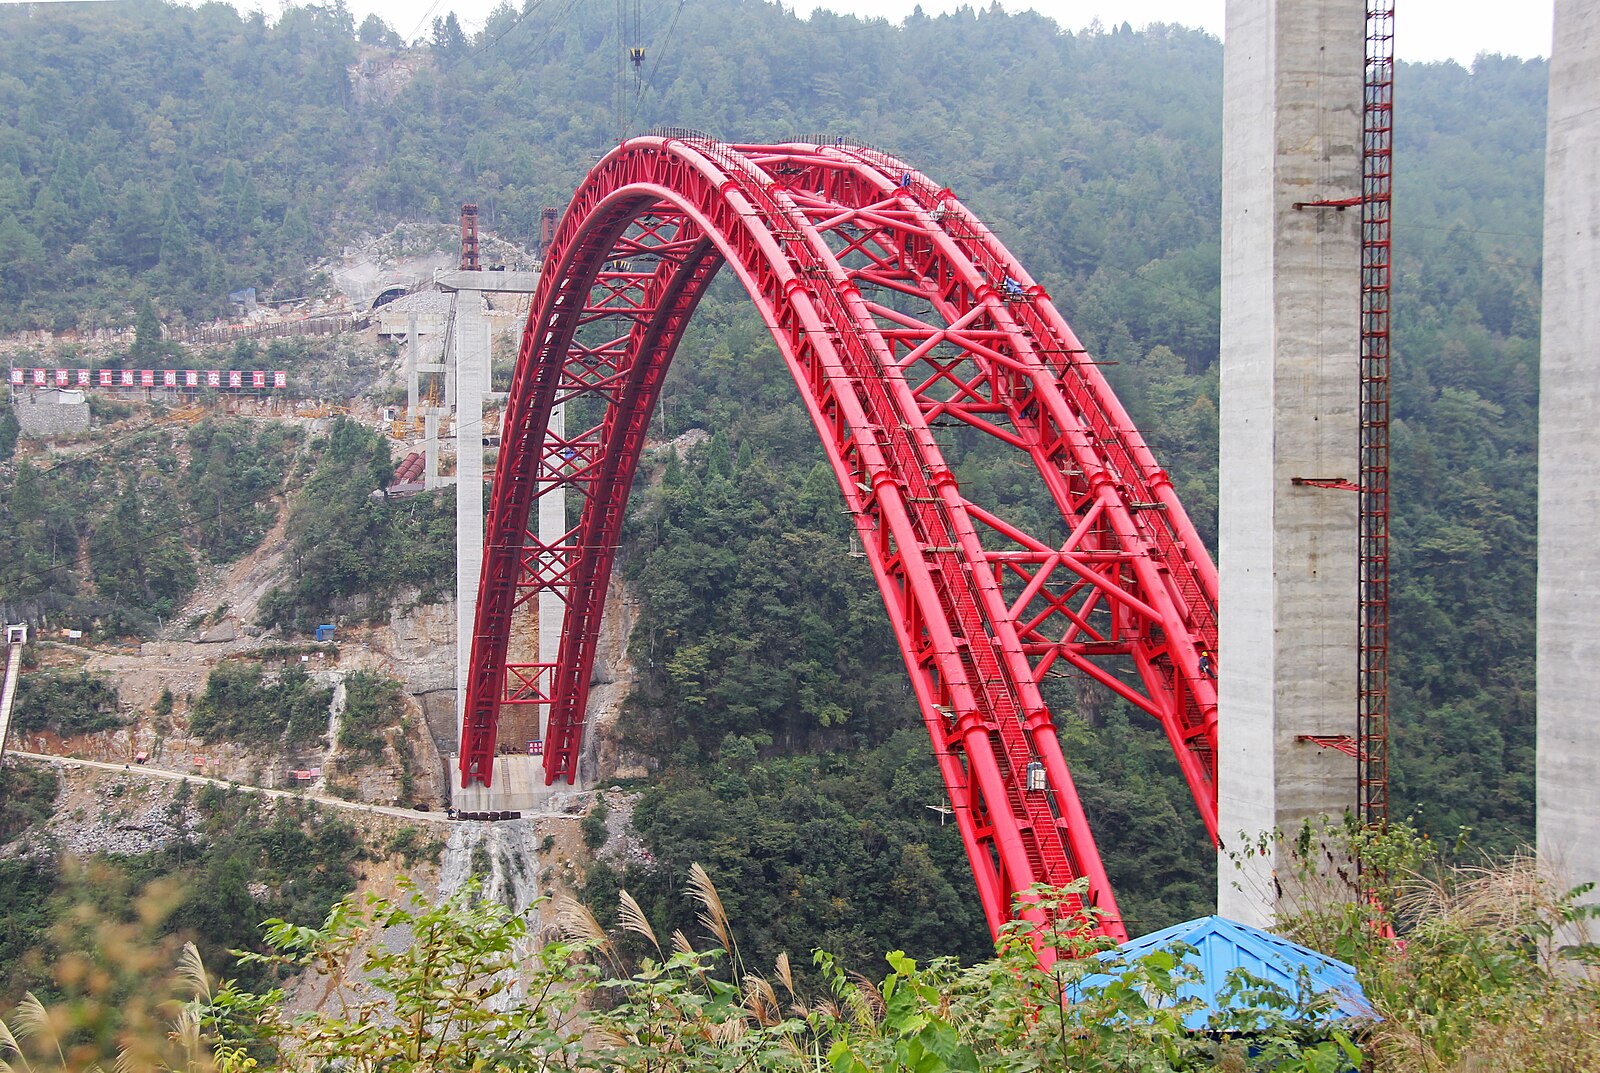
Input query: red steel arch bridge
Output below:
<box><xmin>460</xmin><ymin>136</ymin><xmax>1219</xmax><ymax>944</ymax></box>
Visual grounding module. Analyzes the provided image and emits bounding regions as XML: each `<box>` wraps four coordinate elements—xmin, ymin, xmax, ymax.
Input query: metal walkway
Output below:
<box><xmin>0</xmin><ymin>630</ymin><xmax>24</xmax><ymax>760</ymax></box>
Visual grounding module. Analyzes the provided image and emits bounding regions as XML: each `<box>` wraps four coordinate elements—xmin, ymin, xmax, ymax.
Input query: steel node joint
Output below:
<box><xmin>1021</xmin><ymin>707</ymin><xmax>1056</xmax><ymax>734</ymax></box>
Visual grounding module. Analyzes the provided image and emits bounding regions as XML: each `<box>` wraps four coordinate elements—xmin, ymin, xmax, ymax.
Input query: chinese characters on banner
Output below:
<box><xmin>10</xmin><ymin>368</ymin><xmax>290</xmax><ymax>391</ymax></box>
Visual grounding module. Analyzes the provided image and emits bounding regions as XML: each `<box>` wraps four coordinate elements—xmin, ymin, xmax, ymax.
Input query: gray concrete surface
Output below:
<box><xmin>434</xmin><ymin>269</ymin><xmax>541</xmax><ymax>293</ymax></box>
<box><xmin>1218</xmin><ymin>0</ymin><xmax>1363</xmax><ymax>927</ymax></box>
<box><xmin>538</xmin><ymin>402</ymin><xmax>566</xmax><ymax>758</ymax></box>
<box><xmin>1539</xmin><ymin>0</ymin><xmax>1600</xmax><ymax>903</ymax></box>
<box><xmin>453</xmin><ymin>290</ymin><xmax>488</xmax><ymax>729</ymax></box>
<box><xmin>424</xmin><ymin>411</ymin><xmax>440</xmax><ymax>491</ymax></box>
<box><xmin>448</xmin><ymin>753</ymin><xmax>566</xmax><ymax>813</ymax></box>
<box><xmin>0</xmin><ymin>641</ymin><xmax>22</xmax><ymax>759</ymax></box>
<box><xmin>406</xmin><ymin>312</ymin><xmax>419</xmax><ymax>421</ymax></box>
<box><xmin>433</xmin><ymin>269</ymin><xmax>541</xmax><ymax>751</ymax></box>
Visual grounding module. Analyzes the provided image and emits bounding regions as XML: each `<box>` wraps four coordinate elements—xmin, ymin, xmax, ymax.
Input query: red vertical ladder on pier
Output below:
<box><xmin>1360</xmin><ymin>1</ymin><xmax>1394</xmax><ymax>832</ymax></box>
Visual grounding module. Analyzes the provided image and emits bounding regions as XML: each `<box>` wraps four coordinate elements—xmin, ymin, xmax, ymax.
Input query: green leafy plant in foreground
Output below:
<box><xmin>0</xmin><ymin>869</ymin><xmax>1369</xmax><ymax>1073</ymax></box>
<box><xmin>10</xmin><ymin>829</ymin><xmax>1595</xmax><ymax>1072</ymax></box>
<box><xmin>820</xmin><ymin>883</ymin><xmax>1363</xmax><ymax>1073</ymax></box>
<box><xmin>1262</xmin><ymin>819</ymin><xmax>1600</xmax><ymax>1073</ymax></box>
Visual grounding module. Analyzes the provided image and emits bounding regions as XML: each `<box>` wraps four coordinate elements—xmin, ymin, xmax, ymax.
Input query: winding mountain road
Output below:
<box><xmin>9</xmin><ymin>749</ymin><xmax>455</xmax><ymax>823</ymax></box>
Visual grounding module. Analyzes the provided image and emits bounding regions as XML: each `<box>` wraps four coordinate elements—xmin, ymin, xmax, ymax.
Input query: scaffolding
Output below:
<box><xmin>460</xmin><ymin>203</ymin><xmax>481</xmax><ymax>272</ymax></box>
<box><xmin>1360</xmin><ymin>0</ymin><xmax>1394</xmax><ymax>830</ymax></box>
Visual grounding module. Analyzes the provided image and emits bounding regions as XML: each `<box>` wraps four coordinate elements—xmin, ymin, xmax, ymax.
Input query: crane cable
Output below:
<box><xmin>634</xmin><ymin>0</ymin><xmax>689</xmax><ymax>132</ymax></box>
<box><xmin>615</xmin><ymin>0</ymin><xmax>626</xmax><ymax>142</ymax></box>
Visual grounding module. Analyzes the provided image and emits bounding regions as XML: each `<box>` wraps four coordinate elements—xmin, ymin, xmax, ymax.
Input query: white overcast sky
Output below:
<box><xmin>16</xmin><ymin>0</ymin><xmax>1556</xmax><ymax>65</ymax></box>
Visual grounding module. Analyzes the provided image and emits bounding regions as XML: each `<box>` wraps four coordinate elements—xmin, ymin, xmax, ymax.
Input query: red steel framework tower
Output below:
<box><xmin>460</xmin><ymin>203</ymin><xmax>481</xmax><ymax>271</ymax></box>
<box><xmin>1360</xmin><ymin>1</ymin><xmax>1394</xmax><ymax>830</ymax></box>
<box><xmin>538</xmin><ymin>206</ymin><xmax>559</xmax><ymax>259</ymax></box>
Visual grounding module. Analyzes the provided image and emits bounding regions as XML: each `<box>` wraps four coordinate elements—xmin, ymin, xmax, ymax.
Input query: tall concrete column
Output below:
<box><xmin>538</xmin><ymin>402</ymin><xmax>567</xmax><ymax>742</ymax></box>
<box><xmin>455</xmin><ymin>290</ymin><xmax>487</xmax><ymax>726</ymax></box>
<box><xmin>423</xmin><ymin>413</ymin><xmax>440</xmax><ymax>491</ymax></box>
<box><xmin>1218</xmin><ymin>0</ymin><xmax>1363</xmax><ymax>927</ymax></box>
<box><xmin>406</xmin><ymin>313</ymin><xmax>419</xmax><ymax>425</ymax></box>
<box><xmin>1538</xmin><ymin>0</ymin><xmax>1600</xmax><ymax>903</ymax></box>
<box><xmin>444</xmin><ymin>322</ymin><xmax>457</xmax><ymax>411</ymax></box>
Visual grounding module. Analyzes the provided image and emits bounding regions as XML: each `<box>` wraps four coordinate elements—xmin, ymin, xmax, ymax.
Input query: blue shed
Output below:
<box><xmin>1072</xmin><ymin>915</ymin><xmax>1372</xmax><ymax>1031</ymax></box>
<box><xmin>315</xmin><ymin>624</ymin><xmax>336</xmax><ymax>642</ymax></box>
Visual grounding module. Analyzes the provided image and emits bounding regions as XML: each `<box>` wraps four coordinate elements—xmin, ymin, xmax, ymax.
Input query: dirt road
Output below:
<box><xmin>10</xmin><ymin>749</ymin><xmax>453</xmax><ymax>824</ymax></box>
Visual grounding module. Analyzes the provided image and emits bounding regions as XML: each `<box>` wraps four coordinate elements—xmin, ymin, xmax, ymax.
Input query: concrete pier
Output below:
<box><xmin>424</xmin><ymin>412</ymin><xmax>440</xmax><ymax>492</ymax></box>
<box><xmin>1538</xmin><ymin>0</ymin><xmax>1600</xmax><ymax>902</ymax></box>
<box><xmin>453</xmin><ymin>289</ymin><xmax>488</xmax><ymax>728</ymax></box>
<box><xmin>406</xmin><ymin>313</ymin><xmax>419</xmax><ymax>425</ymax></box>
<box><xmin>432</xmin><ymin>270</ymin><xmax>544</xmax><ymax>805</ymax></box>
<box><xmin>448</xmin><ymin>753</ymin><xmax>552</xmax><ymax>814</ymax></box>
<box><xmin>539</xmin><ymin>402</ymin><xmax>566</xmax><ymax>735</ymax></box>
<box><xmin>1218</xmin><ymin>0</ymin><xmax>1363</xmax><ymax>927</ymax></box>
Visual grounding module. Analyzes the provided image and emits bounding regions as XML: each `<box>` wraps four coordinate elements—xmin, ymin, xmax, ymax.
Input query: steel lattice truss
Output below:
<box><xmin>462</xmin><ymin>137</ymin><xmax>1219</xmax><ymax>944</ymax></box>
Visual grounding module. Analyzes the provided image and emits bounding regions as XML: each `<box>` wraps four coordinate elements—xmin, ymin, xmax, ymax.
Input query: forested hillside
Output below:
<box><xmin>0</xmin><ymin>0</ymin><xmax>1550</xmax><ymax>968</ymax></box>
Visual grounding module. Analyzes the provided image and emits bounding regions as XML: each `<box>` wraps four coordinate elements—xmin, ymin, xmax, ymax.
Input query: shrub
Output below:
<box><xmin>189</xmin><ymin>662</ymin><xmax>331</xmax><ymax>746</ymax></box>
<box><xmin>0</xmin><ymin>871</ymin><xmax>1375</xmax><ymax>1073</ymax></box>
<box><xmin>385</xmin><ymin>826</ymin><xmax>442</xmax><ymax>866</ymax></box>
<box><xmin>583</xmin><ymin>796</ymin><xmax>611</xmax><ymax>850</ymax></box>
<box><xmin>337</xmin><ymin>671</ymin><xmax>403</xmax><ymax>764</ymax></box>
<box><xmin>183</xmin><ymin>419</ymin><xmax>287</xmax><ymax>561</ymax></box>
<box><xmin>12</xmin><ymin>671</ymin><xmax>121</xmax><ymax>735</ymax></box>
<box><xmin>1279</xmin><ymin>821</ymin><xmax>1600</xmax><ymax>1073</ymax></box>
<box><xmin>257</xmin><ymin>419</ymin><xmax>453</xmax><ymax>631</ymax></box>
<box><xmin>0</xmin><ymin>764</ymin><xmax>59</xmax><ymax>841</ymax></box>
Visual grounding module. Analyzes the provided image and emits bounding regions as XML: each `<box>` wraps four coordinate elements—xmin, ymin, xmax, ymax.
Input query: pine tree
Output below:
<box><xmin>46</xmin><ymin>144</ymin><xmax>83</xmax><ymax>210</ymax></box>
<box><xmin>29</xmin><ymin>183</ymin><xmax>73</xmax><ymax>252</ymax></box>
<box><xmin>130</xmin><ymin>299</ymin><xmax>161</xmax><ymax>363</ymax></box>
<box><xmin>0</xmin><ymin>409</ymin><xmax>20</xmax><ymax>463</ymax></box>
<box><xmin>76</xmin><ymin>172</ymin><xmax>107</xmax><ymax>221</ymax></box>
<box><xmin>234</xmin><ymin>174</ymin><xmax>262</xmax><ymax>231</ymax></box>
<box><xmin>169</xmin><ymin>159</ymin><xmax>202</xmax><ymax>224</ymax></box>
<box><xmin>160</xmin><ymin>208</ymin><xmax>196</xmax><ymax>271</ymax></box>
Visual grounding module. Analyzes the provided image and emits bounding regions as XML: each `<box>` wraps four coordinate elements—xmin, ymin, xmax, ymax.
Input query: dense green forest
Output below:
<box><xmin>0</xmin><ymin>407</ymin><xmax>452</xmax><ymax>635</ymax></box>
<box><xmin>0</xmin><ymin>0</ymin><xmax>1551</xmax><ymax>980</ymax></box>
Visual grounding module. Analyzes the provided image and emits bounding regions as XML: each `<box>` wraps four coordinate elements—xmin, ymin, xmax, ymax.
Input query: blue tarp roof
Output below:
<box><xmin>1071</xmin><ymin>915</ymin><xmax>1372</xmax><ymax>1031</ymax></box>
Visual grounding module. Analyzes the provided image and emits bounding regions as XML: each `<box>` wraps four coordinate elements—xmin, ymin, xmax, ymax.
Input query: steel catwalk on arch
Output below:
<box><xmin>461</xmin><ymin>137</ymin><xmax>1219</xmax><ymax>943</ymax></box>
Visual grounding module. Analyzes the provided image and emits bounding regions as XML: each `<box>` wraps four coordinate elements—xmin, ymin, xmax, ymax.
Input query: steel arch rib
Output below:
<box><xmin>463</xmin><ymin>137</ymin><xmax>1220</xmax><ymax>946</ymax></box>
